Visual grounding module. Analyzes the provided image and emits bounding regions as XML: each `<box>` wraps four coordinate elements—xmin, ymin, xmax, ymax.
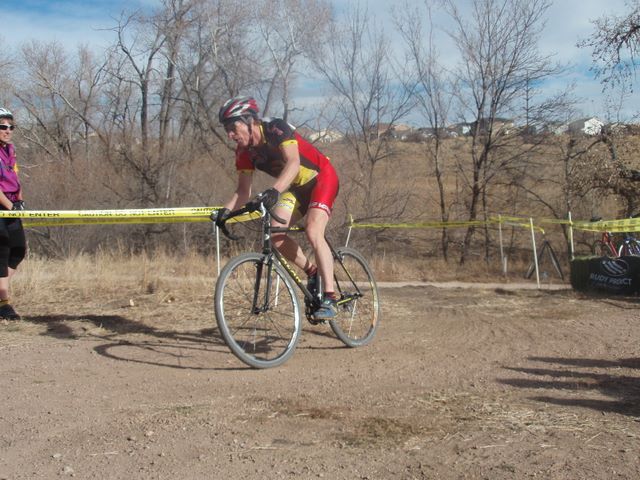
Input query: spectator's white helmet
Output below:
<box><xmin>0</xmin><ymin>108</ymin><xmax>13</xmax><ymax>120</ymax></box>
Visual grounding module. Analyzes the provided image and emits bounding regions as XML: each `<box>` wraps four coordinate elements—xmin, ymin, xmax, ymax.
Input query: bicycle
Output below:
<box><xmin>617</xmin><ymin>232</ymin><xmax>640</xmax><ymax>256</ymax></box>
<box><xmin>590</xmin><ymin>217</ymin><xmax>618</xmax><ymax>257</ymax></box>
<box><xmin>212</xmin><ymin>194</ymin><xmax>380</xmax><ymax>369</ymax></box>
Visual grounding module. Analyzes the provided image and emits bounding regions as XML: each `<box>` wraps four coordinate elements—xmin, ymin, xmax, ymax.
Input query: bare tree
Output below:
<box><xmin>445</xmin><ymin>0</ymin><xmax>565</xmax><ymax>263</ymax></box>
<box><xmin>254</xmin><ymin>0</ymin><xmax>331</xmax><ymax>119</ymax></box>
<box><xmin>579</xmin><ymin>1</ymin><xmax>640</xmax><ymax>90</ymax></box>
<box><xmin>156</xmin><ymin>0</ymin><xmax>195</xmax><ymax>163</ymax></box>
<box><xmin>174</xmin><ymin>0</ymin><xmax>260</xmax><ymax>157</ymax></box>
<box><xmin>315</xmin><ymin>4</ymin><xmax>416</xmax><ymax>230</ymax></box>
<box><xmin>110</xmin><ymin>11</ymin><xmax>166</xmax><ymax>166</ymax></box>
<box><xmin>396</xmin><ymin>1</ymin><xmax>456</xmax><ymax>260</ymax></box>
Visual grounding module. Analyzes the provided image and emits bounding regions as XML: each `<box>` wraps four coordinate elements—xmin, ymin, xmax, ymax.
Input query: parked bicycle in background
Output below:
<box><xmin>590</xmin><ymin>215</ymin><xmax>640</xmax><ymax>257</ymax></box>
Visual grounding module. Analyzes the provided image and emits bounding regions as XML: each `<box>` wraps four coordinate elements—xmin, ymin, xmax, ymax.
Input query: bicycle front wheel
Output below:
<box><xmin>329</xmin><ymin>247</ymin><xmax>380</xmax><ymax>347</ymax></box>
<box><xmin>215</xmin><ymin>253</ymin><xmax>301</xmax><ymax>369</ymax></box>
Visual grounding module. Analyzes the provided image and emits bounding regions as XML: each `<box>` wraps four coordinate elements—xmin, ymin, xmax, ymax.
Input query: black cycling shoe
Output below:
<box><xmin>313</xmin><ymin>297</ymin><xmax>338</xmax><ymax>320</ymax></box>
<box><xmin>0</xmin><ymin>303</ymin><xmax>21</xmax><ymax>320</ymax></box>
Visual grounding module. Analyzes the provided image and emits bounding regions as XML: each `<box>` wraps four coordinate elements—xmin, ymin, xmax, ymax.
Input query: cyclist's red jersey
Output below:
<box><xmin>235</xmin><ymin>118</ymin><xmax>339</xmax><ymax>215</ymax></box>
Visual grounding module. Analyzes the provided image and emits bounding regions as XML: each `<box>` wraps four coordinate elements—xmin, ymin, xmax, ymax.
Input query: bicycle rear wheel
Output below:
<box><xmin>592</xmin><ymin>240</ymin><xmax>615</xmax><ymax>257</ymax></box>
<box><xmin>215</xmin><ymin>253</ymin><xmax>301</xmax><ymax>369</ymax></box>
<box><xmin>329</xmin><ymin>247</ymin><xmax>380</xmax><ymax>347</ymax></box>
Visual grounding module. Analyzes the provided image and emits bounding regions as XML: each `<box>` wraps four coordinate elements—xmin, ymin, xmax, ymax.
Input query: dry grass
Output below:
<box><xmin>11</xmin><ymin>247</ymin><xmax>546</xmax><ymax>304</ymax></box>
<box><xmin>13</xmin><ymin>250</ymin><xmax>218</xmax><ymax>303</ymax></box>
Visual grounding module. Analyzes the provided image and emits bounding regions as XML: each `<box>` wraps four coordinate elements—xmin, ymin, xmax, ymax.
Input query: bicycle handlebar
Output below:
<box><xmin>213</xmin><ymin>193</ymin><xmax>287</xmax><ymax>241</ymax></box>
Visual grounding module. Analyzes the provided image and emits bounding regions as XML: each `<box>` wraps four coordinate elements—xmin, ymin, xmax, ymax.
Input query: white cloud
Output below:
<box><xmin>7</xmin><ymin>0</ymin><xmax>639</xmax><ymax>121</ymax></box>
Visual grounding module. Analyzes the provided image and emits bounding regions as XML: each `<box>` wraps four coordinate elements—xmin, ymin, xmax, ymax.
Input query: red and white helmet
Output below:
<box><xmin>218</xmin><ymin>96</ymin><xmax>259</xmax><ymax>124</ymax></box>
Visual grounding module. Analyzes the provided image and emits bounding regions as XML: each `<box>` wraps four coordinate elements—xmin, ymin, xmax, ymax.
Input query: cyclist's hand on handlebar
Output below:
<box><xmin>211</xmin><ymin>207</ymin><xmax>231</xmax><ymax>229</ymax></box>
<box><xmin>257</xmin><ymin>187</ymin><xmax>280</xmax><ymax>210</ymax></box>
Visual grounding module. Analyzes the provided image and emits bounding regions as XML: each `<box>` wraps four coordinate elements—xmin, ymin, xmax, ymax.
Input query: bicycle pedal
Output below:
<box><xmin>307</xmin><ymin>317</ymin><xmax>326</xmax><ymax>325</ymax></box>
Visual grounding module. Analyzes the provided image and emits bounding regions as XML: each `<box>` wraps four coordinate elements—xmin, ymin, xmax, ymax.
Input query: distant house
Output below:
<box><xmin>448</xmin><ymin>122</ymin><xmax>472</xmax><ymax>137</ymax></box>
<box><xmin>567</xmin><ymin>117</ymin><xmax>604</xmax><ymax>136</ymax></box>
<box><xmin>307</xmin><ymin>128</ymin><xmax>343</xmax><ymax>143</ymax></box>
<box><xmin>547</xmin><ymin>121</ymin><xmax>569</xmax><ymax>135</ymax></box>
<box><xmin>492</xmin><ymin>117</ymin><xmax>515</xmax><ymax>135</ymax></box>
<box><xmin>471</xmin><ymin>117</ymin><xmax>515</xmax><ymax>135</ymax></box>
<box><xmin>368</xmin><ymin>123</ymin><xmax>415</xmax><ymax>140</ymax></box>
<box><xmin>446</xmin><ymin>118</ymin><xmax>514</xmax><ymax>137</ymax></box>
<box><xmin>408</xmin><ymin>127</ymin><xmax>439</xmax><ymax>141</ymax></box>
<box><xmin>604</xmin><ymin>122</ymin><xmax>628</xmax><ymax>135</ymax></box>
<box><xmin>390</xmin><ymin>123</ymin><xmax>413</xmax><ymax>140</ymax></box>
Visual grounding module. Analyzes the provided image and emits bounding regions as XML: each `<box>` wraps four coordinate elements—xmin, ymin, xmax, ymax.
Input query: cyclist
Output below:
<box><xmin>214</xmin><ymin>96</ymin><xmax>340</xmax><ymax>319</ymax></box>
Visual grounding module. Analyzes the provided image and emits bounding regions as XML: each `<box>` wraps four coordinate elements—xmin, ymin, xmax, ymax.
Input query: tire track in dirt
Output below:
<box><xmin>2</xmin><ymin>282</ymin><xmax>640</xmax><ymax>479</ymax></box>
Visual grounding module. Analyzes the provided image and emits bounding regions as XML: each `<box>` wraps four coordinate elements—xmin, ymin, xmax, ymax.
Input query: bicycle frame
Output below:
<box><xmin>235</xmin><ymin>204</ymin><xmax>363</xmax><ymax>314</ymax></box>
<box><xmin>214</xmin><ymin>197</ymin><xmax>380</xmax><ymax>367</ymax></box>
<box><xmin>599</xmin><ymin>231</ymin><xmax>619</xmax><ymax>257</ymax></box>
<box><xmin>257</xmin><ymin>210</ymin><xmax>365</xmax><ymax>314</ymax></box>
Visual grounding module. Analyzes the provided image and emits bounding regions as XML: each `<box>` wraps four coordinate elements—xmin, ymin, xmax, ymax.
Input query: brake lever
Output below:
<box><xmin>219</xmin><ymin>223</ymin><xmax>240</xmax><ymax>241</ymax></box>
<box><xmin>270</xmin><ymin>208</ymin><xmax>287</xmax><ymax>225</ymax></box>
<box><xmin>211</xmin><ymin>208</ymin><xmax>241</xmax><ymax>241</ymax></box>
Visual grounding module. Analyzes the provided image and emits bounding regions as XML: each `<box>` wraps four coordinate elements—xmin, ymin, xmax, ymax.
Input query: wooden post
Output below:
<box><xmin>345</xmin><ymin>214</ymin><xmax>354</xmax><ymax>247</ymax></box>
<box><xmin>498</xmin><ymin>214</ymin><xmax>506</xmax><ymax>276</ymax></box>
<box><xmin>530</xmin><ymin>218</ymin><xmax>540</xmax><ymax>288</ymax></box>
<box><xmin>215</xmin><ymin>224</ymin><xmax>221</xmax><ymax>276</ymax></box>
<box><xmin>568</xmin><ymin>211</ymin><xmax>575</xmax><ymax>260</ymax></box>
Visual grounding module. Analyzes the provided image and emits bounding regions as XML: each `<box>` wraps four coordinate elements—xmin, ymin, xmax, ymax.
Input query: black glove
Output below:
<box><xmin>11</xmin><ymin>201</ymin><xmax>25</xmax><ymax>211</ymax></box>
<box><xmin>258</xmin><ymin>188</ymin><xmax>280</xmax><ymax>210</ymax></box>
<box><xmin>211</xmin><ymin>207</ymin><xmax>230</xmax><ymax>228</ymax></box>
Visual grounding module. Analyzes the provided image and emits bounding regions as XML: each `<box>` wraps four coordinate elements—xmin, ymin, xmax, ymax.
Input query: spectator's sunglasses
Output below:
<box><xmin>0</xmin><ymin>125</ymin><xmax>15</xmax><ymax>131</ymax></box>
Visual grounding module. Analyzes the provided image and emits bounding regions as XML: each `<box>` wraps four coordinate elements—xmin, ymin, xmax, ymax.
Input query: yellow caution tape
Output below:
<box><xmin>2</xmin><ymin>205</ymin><xmax>635</xmax><ymax>235</ymax></box>
<box><xmin>349</xmin><ymin>217</ymin><xmax>545</xmax><ymax>233</ymax></box>
<box><xmin>349</xmin><ymin>220</ymin><xmax>491</xmax><ymax>229</ymax></box>
<box><xmin>0</xmin><ymin>206</ymin><xmax>219</xmax><ymax>219</ymax></box>
<box><xmin>572</xmin><ymin>218</ymin><xmax>640</xmax><ymax>233</ymax></box>
<box><xmin>24</xmin><ymin>216</ymin><xmax>210</xmax><ymax>227</ymax></box>
<box><xmin>0</xmin><ymin>206</ymin><xmax>262</xmax><ymax>228</ymax></box>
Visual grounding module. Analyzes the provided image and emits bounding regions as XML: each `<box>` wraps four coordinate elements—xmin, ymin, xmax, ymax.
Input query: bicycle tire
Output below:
<box><xmin>547</xmin><ymin>244</ymin><xmax>564</xmax><ymax>280</ymax></box>
<box><xmin>618</xmin><ymin>242</ymin><xmax>628</xmax><ymax>257</ymax></box>
<box><xmin>329</xmin><ymin>247</ymin><xmax>380</xmax><ymax>347</ymax></box>
<box><xmin>630</xmin><ymin>240</ymin><xmax>640</xmax><ymax>255</ymax></box>
<box><xmin>524</xmin><ymin>260</ymin><xmax>536</xmax><ymax>279</ymax></box>
<box><xmin>592</xmin><ymin>240</ymin><xmax>614</xmax><ymax>257</ymax></box>
<box><xmin>215</xmin><ymin>252</ymin><xmax>301</xmax><ymax>369</ymax></box>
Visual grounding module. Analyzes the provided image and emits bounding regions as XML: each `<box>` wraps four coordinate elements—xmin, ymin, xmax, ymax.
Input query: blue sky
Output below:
<box><xmin>5</xmin><ymin>0</ymin><xmax>637</xmax><ymax>121</ymax></box>
<box><xmin>6</xmin><ymin>0</ymin><xmax>157</xmax><ymax>48</ymax></box>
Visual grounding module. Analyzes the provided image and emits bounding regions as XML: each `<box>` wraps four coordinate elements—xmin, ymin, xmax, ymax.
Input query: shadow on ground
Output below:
<box><xmin>23</xmin><ymin>313</ymin><xmax>341</xmax><ymax>370</ymax></box>
<box><xmin>499</xmin><ymin>356</ymin><xmax>640</xmax><ymax>417</ymax></box>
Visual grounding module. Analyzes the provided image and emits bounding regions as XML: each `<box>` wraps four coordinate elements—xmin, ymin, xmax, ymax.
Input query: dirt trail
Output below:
<box><xmin>1</xmin><ymin>284</ymin><xmax>639</xmax><ymax>479</ymax></box>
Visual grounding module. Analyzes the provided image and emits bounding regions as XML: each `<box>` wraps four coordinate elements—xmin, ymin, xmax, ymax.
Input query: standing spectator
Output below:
<box><xmin>0</xmin><ymin>108</ymin><xmax>26</xmax><ymax>320</ymax></box>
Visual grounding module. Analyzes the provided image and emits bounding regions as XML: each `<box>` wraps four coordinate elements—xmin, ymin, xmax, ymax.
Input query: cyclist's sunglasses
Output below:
<box><xmin>223</xmin><ymin>121</ymin><xmax>238</xmax><ymax>133</ymax></box>
<box><xmin>0</xmin><ymin>125</ymin><xmax>15</xmax><ymax>131</ymax></box>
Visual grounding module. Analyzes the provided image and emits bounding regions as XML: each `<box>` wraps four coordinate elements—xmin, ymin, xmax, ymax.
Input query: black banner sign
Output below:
<box><xmin>571</xmin><ymin>256</ymin><xmax>640</xmax><ymax>295</ymax></box>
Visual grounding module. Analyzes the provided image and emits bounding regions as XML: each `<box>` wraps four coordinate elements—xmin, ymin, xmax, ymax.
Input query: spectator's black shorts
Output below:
<box><xmin>0</xmin><ymin>218</ymin><xmax>26</xmax><ymax>277</ymax></box>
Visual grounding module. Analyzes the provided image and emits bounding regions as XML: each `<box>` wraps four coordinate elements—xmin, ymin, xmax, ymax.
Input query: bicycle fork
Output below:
<box><xmin>251</xmin><ymin>257</ymin><xmax>278</xmax><ymax>315</ymax></box>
